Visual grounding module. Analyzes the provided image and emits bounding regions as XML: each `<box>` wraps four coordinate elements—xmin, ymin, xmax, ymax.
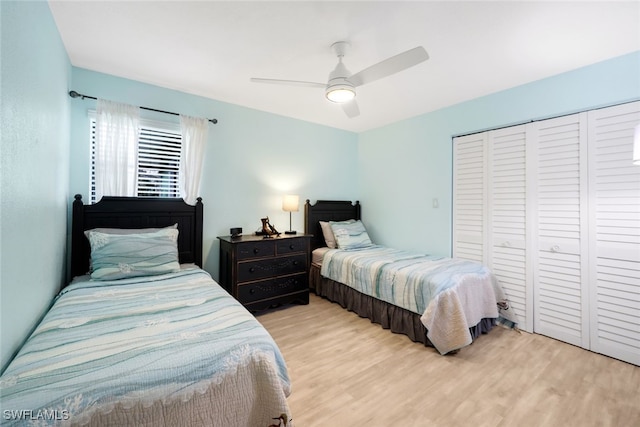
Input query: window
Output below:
<box><xmin>90</xmin><ymin>117</ymin><xmax>182</xmax><ymax>203</ymax></box>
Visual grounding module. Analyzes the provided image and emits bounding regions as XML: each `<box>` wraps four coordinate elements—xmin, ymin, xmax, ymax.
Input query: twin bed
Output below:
<box><xmin>304</xmin><ymin>199</ymin><xmax>517</xmax><ymax>355</ymax></box>
<box><xmin>0</xmin><ymin>195</ymin><xmax>292</xmax><ymax>426</ymax></box>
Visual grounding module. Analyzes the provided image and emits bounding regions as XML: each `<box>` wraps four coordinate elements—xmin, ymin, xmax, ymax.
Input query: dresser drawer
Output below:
<box><xmin>236</xmin><ymin>240</ymin><xmax>275</xmax><ymax>260</ymax></box>
<box><xmin>237</xmin><ymin>273</ymin><xmax>307</xmax><ymax>304</ymax></box>
<box><xmin>276</xmin><ymin>238</ymin><xmax>307</xmax><ymax>254</ymax></box>
<box><xmin>237</xmin><ymin>253</ymin><xmax>307</xmax><ymax>283</ymax></box>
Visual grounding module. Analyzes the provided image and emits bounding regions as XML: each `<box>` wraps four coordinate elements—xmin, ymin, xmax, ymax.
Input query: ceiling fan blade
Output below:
<box><xmin>347</xmin><ymin>46</ymin><xmax>429</xmax><ymax>87</ymax></box>
<box><xmin>341</xmin><ymin>99</ymin><xmax>360</xmax><ymax>118</ymax></box>
<box><xmin>250</xmin><ymin>78</ymin><xmax>325</xmax><ymax>89</ymax></box>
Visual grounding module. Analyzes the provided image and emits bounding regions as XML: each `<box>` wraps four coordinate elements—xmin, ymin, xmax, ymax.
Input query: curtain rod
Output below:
<box><xmin>68</xmin><ymin>90</ymin><xmax>218</xmax><ymax>124</ymax></box>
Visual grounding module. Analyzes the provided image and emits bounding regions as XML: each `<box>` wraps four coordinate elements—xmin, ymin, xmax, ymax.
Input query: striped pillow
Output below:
<box><xmin>320</xmin><ymin>219</ymin><xmax>355</xmax><ymax>248</ymax></box>
<box><xmin>330</xmin><ymin>220</ymin><xmax>373</xmax><ymax>250</ymax></box>
<box><xmin>87</xmin><ymin>228</ymin><xmax>181</xmax><ymax>280</ymax></box>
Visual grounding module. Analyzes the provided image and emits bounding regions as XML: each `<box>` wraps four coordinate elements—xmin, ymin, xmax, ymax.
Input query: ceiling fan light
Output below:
<box><xmin>326</xmin><ymin>84</ymin><xmax>355</xmax><ymax>103</ymax></box>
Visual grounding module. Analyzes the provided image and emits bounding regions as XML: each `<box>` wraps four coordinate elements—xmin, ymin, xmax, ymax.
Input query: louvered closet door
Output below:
<box><xmin>487</xmin><ymin>125</ymin><xmax>531</xmax><ymax>332</ymax></box>
<box><xmin>587</xmin><ymin>101</ymin><xmax>640</xmax><ymax>366</ymax></box>
<box><xmin>531</xmin><ymin>113</ymin><xmax>590</xmax><ymax>348</ymax></box>
<box><xmin>453</xmin><ymin>133</ymin><xmax>487</xmax><ymax>263</ymax></box>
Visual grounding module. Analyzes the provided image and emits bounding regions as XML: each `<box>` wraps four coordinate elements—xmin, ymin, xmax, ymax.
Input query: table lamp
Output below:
<box><xmin>282</xmin><ymin>194</ymin><xmax>299</xmax><ymax>235</ymax></box>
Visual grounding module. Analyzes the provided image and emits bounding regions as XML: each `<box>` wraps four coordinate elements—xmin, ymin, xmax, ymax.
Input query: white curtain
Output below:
<box><xmin>179</xmin><ymin>115</ymin><xmax>208</xmax><ymax>205</ymax></box>
<box><xmin>95</xmin><ymin>99</ymin><xmax>140</xmax><ymax>201</ymax></box>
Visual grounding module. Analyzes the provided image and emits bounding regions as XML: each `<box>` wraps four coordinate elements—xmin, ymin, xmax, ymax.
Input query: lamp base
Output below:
<box><xmin>285</xmin><ymin>230</ymin><xmax>297</xmax><ymax>235</ymax></box>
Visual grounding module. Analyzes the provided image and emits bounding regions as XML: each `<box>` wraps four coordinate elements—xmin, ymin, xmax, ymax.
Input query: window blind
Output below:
<box><xmin>90</xmin><ymin>118</ymin><xmax>182</xmax><ymax>203</ymax></box>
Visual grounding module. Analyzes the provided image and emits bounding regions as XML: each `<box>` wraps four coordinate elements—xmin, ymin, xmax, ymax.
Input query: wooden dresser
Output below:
<box><xmin>217</xmin><ymin>234</ymin><xmax>311</xmax><ymax>311</ymax></box>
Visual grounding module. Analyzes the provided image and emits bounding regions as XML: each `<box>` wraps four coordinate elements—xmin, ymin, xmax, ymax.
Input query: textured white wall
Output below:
<box><xmin>0</xmin><ymin>1</ymin><xmax>71</xmax><ymax>371</ymax></box>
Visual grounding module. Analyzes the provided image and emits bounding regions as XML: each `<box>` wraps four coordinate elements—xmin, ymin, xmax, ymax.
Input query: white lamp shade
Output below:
<box><xmin>282</xmin><ymin>194</ymin><xmax>299</xmax><ymax>212</ymax></box>
<box><xmin>634</xmin><ymin>124</ymin><xmax>640</xmax><ymax>166</ymax></box>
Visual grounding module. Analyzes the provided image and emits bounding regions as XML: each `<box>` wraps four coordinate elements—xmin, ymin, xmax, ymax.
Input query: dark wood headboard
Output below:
<box><xmin>71</xmin><ymin>194</ymin><xmax>203</xmax><ymax>278</ymax></box>
<box><xmin>304</xmin><ymin>199</ymin><xmax>361</xmax><ymax>251</ymax></box>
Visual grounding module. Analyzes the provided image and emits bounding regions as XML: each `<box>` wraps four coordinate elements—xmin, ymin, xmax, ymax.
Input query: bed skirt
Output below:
<box><xmin>310</xmin><ymin>263</ymin><xmax>494</xmax><ymax>350</ymax></box>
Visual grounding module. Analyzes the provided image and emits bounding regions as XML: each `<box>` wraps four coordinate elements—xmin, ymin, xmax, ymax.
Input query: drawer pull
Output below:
<box><xmin>293</xmin><ymin>261</ymin><xmax>299</xmax><ymax>266</ymax></box>
<box><xmin>253</xmin><ymin>248</ymin><xmax>259</xmax><ymax>254</ymax></box>
<box><xmin>249</xmin><ymin>267</ymin><xmax>255</xmax><ymax>273</ymax></box>
<box><xmin>550</xmin><ymin>245</ymin><xmax>560</xmax><ymax>253</ymax></box>
<box><xmin>249</xmin><ymin>289</ymin><xmax>256</xmax><ymax>294</ymax></box>
<box><xmin>289</xmin><ymin>244</ymin><xmax>295</xmax><ymax>250</ymax></box>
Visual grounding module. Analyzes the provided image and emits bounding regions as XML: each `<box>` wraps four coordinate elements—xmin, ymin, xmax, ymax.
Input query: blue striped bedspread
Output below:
<box><xmin>0</xmin><ymin>267</ymin><xmax>291</xmax><ymax>425</ymax></box>
<box><xmin>320</xmin><ymin>246</ymin><xmax>518</xmax><ymax>353</ymax></box>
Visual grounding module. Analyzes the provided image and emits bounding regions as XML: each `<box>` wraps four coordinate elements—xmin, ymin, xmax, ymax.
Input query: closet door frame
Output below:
<box><xmin>453</xmin><ymin>101</ymin><xmax>639</xmax><ymax>365</ymax></box>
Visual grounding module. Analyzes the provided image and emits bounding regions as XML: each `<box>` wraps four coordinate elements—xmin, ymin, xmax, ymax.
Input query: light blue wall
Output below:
<box><xmin>69</xmin><ymin>69</ymin><xmax>359</xmax><ymax>278</ymax></box>
<box><xmin>358</xmin><ymin>51</ymin><xmax>640</xmax><ymax>256</ymax></box>
<box><xmin>1</xmin><ymin>1</ymin><xmax>71</xmax><ymax>371</ymax></box>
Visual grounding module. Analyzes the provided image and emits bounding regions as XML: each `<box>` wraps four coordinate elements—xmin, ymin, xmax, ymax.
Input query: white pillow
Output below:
<box><xmin>320</xmin><ymin>221</ymin><xmax>336</xmax><ymax>248</ymax></box>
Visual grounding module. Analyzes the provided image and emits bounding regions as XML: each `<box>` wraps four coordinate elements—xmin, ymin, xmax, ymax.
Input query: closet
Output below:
<box><xmin>453</xmin><ymin>101</ymin><xmax>640</xmax><ymax>366</ymax></box>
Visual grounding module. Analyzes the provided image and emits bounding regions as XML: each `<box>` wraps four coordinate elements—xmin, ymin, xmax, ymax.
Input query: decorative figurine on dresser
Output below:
<box><xmin>217</xmin><ymin>233</ymin><xmax>312</xmax><ymax>311</ymax></box>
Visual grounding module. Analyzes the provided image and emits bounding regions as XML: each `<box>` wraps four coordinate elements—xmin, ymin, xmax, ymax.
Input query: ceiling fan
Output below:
<box><xmin>250</xmin><ymin>41</ymin><xmax>429</xmax><ymax>118</ymax></box>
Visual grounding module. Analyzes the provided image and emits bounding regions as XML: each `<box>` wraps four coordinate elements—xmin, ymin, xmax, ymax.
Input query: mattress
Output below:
<box><xmin>312</xmin><ymin>247</ymin><xmax>331</xmax><ymax>265</ymax></box>
<box><xmin>0</xmin><ymin>267</ymin><xmax>292</xmax><ymax>426</ymax></box>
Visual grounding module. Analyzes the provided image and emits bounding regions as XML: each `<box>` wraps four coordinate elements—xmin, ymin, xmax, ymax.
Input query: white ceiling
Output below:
<box><xmin>49</xmin><ymin>1</ymin><xmax>640</xmax><ymax>133</ymax></box>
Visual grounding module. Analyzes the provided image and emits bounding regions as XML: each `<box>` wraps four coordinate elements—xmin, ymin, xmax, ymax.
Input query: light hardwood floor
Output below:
<box><xmin>257</xmin><ymin>293</ymin><xmax>640</xmax><ymax>427</ymax></box>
